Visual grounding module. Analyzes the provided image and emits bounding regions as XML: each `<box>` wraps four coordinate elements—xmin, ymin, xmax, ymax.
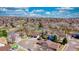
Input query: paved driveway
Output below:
<box><xmin>63</xmin><ymin>37</ymin><xmax>79</xmax><ymax>51</ymax></box>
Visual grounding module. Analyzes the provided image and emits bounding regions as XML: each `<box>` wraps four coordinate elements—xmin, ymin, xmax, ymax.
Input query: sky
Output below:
<box><xmin>0</xmin><ymin>7</ymin><xmax>79</xmax><ymax>18</ymax></box>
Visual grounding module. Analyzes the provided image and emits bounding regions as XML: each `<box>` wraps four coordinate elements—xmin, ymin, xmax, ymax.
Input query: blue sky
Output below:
<box><xmin>0</xmin><ymin>7</ymin><xmax>79</xmax><ymax>18</ymax></box>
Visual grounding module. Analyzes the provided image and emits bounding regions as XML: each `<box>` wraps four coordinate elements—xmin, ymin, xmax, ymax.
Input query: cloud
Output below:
<box><xmin>57</xmin><ymin>7</ymin><xmax>74</xmax><ymax>10</ymax></box>
<box><xmin>0</xmin><ymin>7</ymin><xmax>78</xmax><ymax>18</ymax></box>
<box><xmin>0</xmin><ymin>7</ymin><xmax>30</xmax><ymax>16</ymax></box>
<box><xmin>27</xmin><ymin>13</ymin><xmax>44</xmax><ymax>18</ymax></box>
<box><xmin>31</xmin><ymin>9</ymin><xmax>44</xmax><ymax>13</ymax></box>
<box><xmin>45</xmin><ymin>11</ymin><xmax>51</xmax><ymax>15</ymax></box>
<box><xmin>34</xmin><ymin>9</ymin><xmax>44</xmax><ymax>12</ymax></box>
<box><xmin>27</xmin><ymin>9</ymin><xmax>46</xmax><ymax>17</ymax></box>
<box><xmin>2</xmin><ymin>8</ymin><xmax>28</xmax><ymax>16</ymax></box>
<box><xmin>15</xmin><ymin>9</ymin><xmax>23</xmax><ymax>12</ymax></box>
<box><xmin>0</xmin><ymin>8</ymin><xmax>8</xmax><ymax>11</ymax></box>
<box><xmin>66</xmin><ymin>12</ymin><xmax>79</xmax><ymax>18</ymax></box>
<box><xmin>48</xmin><ymin>7</ymin><xmax>74</xmax><ymax>18</ymax></box>
<box><xmin>25</xmin><ymin>8</ymin><xmax>29</xmax><ymax>12</ymax></box>
<box><xmin>57</xmin><ymin>7</ymin><xmax>74</xmax><ymax>13</ymax></box>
